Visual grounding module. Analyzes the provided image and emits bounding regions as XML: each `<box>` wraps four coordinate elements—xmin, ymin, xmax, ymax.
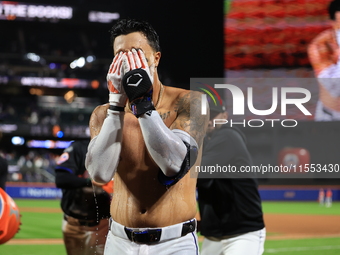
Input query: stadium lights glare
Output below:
<box><xmin>56</xmin><ymin>131</ymin><xmax>64</xmax><ymax>138</ymax></box>
<box><xmin>70</xmin><ymin>57</ymin><xmax>85</xmax><ymax>69</ymax></box>
<box><xmin>70</xmin><ymin>56</ymin><xmax>96</xmax><ymax>69</ymax></box>
<box><xmin>86</xmin><ymin>55</ymin><xmax>96</xmax><ymax>63</ymax></box>
<box><xmin>64</xmin><ymin>90</ymin><xmax>76</xmax><ymax>103</ymax></box>
<box><xmin>26</xmin><ymin>52</ymin><xmax>41</xmax><ymax>62</ymax></box>
<box><xmin>49</xmin><ymin>63</ymin><xmax>56</xmax><ymax>69</ymax></box>
<box><xmin>27</xmin><ymin>140</ymin><xmax>73</xmax><ymax>149</ymax></box>
<box><xmin>11</xmin><ymin>136</ymin><xmax>25</xmax><ymax>146</ymax></box>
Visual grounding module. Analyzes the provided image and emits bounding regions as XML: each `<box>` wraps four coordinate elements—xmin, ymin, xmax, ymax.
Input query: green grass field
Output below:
<box><xmin>262</xmin><ymin>201</ymin><xmax>340</xmax><ymax>215</ymax></box>
<box><xmin>0</xmin><ymin>244</ymin><xmax>66</xmax><ymax>255</ymax></box>
<box><xmin>264</xmin><ymin>238</ymin><xmax>340</xmax><ymax>255</ymax></box>
<box><xmin>0</xmin><ymin>199</ymin><xmax>64</xmax><ymax>255</ymax></box>
<box><xmin>263</xmin><ymin>202</ymin><xmax>340</xmax><ymax>255</ymax></box>
<box><xmin>8</xmin><ymin>199</ymin><xmax>62</xmax><ymax>240</ymax></box>
<box><xmin>0</xmin><ymin>199</ymin><xmax>339</xmax><ymax>255</ymax></box>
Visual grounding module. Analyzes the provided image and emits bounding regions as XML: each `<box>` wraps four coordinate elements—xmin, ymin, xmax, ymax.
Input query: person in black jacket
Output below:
<box><xmin>55</xmin><ymin>140</ymin><xmax>112</xmax><ymax>255</ymax></box>
<box><xmin>197</xmin><ymin>102</ymin><xmax>266</xmax><ymax>255</ymax></box>
<box><xmin>0</xmin><ymin>131</ymin><xmax>8</xmax><ymax>190</ymax></box>
<box><xmin>0</xmin><ymin>156</ymin><xmax>8</xmax><ymax>190</ymax></box>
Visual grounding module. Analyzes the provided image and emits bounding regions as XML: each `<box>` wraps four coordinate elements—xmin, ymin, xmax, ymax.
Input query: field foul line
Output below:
<box><xmin>266</xmin><ymin>245</ymin><xmax>340</xmax><ymax>253</ymax></box>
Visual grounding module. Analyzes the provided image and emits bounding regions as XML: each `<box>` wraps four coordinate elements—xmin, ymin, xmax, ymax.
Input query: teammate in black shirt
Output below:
<box><xmin>0</xmin><ymin>130</ymin><xmax>8</xmax><ymax>190</ymax></box>
<box><xmin>0</xmin><ymin>156</ymin><xmax>8</xmax><ymax>190</ymax></box>
<box><xmin>55</xmin><ymin>140</ymin><xmax>112</xmax><ymax>255</ymax></box>
<box><xmin>197</xmin><ymin>102</ymin><xmax>266</xmax><ymax>255</ymax></box>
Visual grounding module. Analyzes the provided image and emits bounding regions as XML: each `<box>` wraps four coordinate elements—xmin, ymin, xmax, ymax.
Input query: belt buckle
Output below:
<box><xmin>129</xmin><ymin>230</ymin><xmax>145</xmax><ymax>243</ymax></box>
<box><xmin>130</xmin><ymin>231</ymin><xmax>137</xmax><ymax>242</ymax></box>
<box><xmin>129</xmin><ymin>229</ymin><xmax>161</xmax><ymax>243</ymax></box>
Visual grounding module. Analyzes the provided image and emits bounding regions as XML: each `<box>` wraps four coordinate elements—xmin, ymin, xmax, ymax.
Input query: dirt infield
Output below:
<box><xmin>7</xmin><ymin>213</ymin><xmax>340</xmax><ymax>245</ymax></box>
<box><xmin>263</xmin><ymin>214</ymin><xmax>340</xmax><ymax>240</ymax></box>
<box><xmin>19</xmin><ymin>207</ymin><xmax>62</xmax><ymax>213</ymax></box>
<box><xmin>8</xmin><ymin>239</ymin><xmax>64</xmax><ymax>244</ymax></box>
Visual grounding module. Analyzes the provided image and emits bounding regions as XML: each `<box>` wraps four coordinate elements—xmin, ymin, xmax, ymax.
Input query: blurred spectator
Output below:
<box><xmin>318</xmin><ymin>188</ymin><xmax>325</xmax><ymax>206</ymax></box>
<box><xmin>308</xmin><ymin>0</ymin><xmax>340</xmax><ymax>121</ymax></box>
<box><xmin>325</xmin><ymin>189</ymin><xmax>333</xmax><ymax>207</ymax></box>
<box><xmin>0</xmin><ymin>153</ymin><xmax>8</xmax><ymax>189</ymax></box>
<box><xmin>0</xmin><ymin>131</ymin><xmax>8</xmax><ymax>189</ymax></box>
<box><xmin>2</xmin><ymin>149</ymin><xmax>59</xmax><ymax>183</ymax></box>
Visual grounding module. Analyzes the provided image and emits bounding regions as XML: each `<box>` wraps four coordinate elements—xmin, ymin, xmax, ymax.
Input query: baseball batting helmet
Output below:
<box><xmin>0</xmin><ymin>188</ymin><xmax>21</xmax><ymax>244</ymax></box>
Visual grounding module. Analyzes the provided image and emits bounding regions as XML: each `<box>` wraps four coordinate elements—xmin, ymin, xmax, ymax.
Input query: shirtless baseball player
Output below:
<box><xmin>308</xmin><ymin>0</ymin><xmax>340</xmax><ymax>120</ymax></box>
<box><xmin>85</xmin><ymin>19</ymin><xmax>208</xmax><ymax>254</ymax></box>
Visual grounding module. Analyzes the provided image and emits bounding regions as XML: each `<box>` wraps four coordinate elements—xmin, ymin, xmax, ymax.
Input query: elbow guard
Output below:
<box><xmin>158</xmin><ymin>130</ymin><xmax>198</xmax><ymax>186</ymax></box>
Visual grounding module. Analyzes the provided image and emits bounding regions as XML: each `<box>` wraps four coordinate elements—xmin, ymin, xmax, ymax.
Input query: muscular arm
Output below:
<box><xmin>308</xmin><ymin>29</ymin><xmax>340</xmax><ymax>96</ymax></box>
<box><xmin>170</xmin><ymin>91</ymin><xmax>207</xmax><ymax>148</ymax></box>
<box><xmin>85</xmin><ymin>104</ymin><xmax>123</xmax><ymax>184</ymax></box>
<box><xmin>139</xmin><ymin>111</ymin><xmax>189</xmax><ymax>177</ymax></box>
<box><xmin>308</xmin><ymin>29</ymin><xmax>339</xmax><ymax>75</ymax></box>
<box><xmin>138</xmin><ymin>91</ymin><xmax>208</xmax><ymax>183</ymax></box>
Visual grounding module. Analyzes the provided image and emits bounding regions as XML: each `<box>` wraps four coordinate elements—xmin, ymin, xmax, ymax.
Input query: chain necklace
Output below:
<box><xmin>154</xmin><ymin>83</ymin><xmax>164</xmax><ymax>109</ymax></box>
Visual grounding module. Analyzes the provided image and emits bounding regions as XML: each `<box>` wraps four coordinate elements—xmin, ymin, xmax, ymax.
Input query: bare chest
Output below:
<box><xmin>119</xmin><ymin>110</ymin><xmax>176</xmax><ymax>170</ymax></box>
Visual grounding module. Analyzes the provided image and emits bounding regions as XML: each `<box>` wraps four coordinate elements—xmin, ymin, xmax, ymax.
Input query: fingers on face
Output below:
<box><xmin>127</xmin><ymin>51</ymin><xmax>136</xmax><ymax>70</ymax></box>
<box><xmin>117</xmin><ymin>58</ymin><xmax>123</xmax><ymax>76</ymax></box>
<box><xmin>121</xmin><ymin>54</ymin><xmax>130</xmax><ymax>75</ymax></box>
<box><xmin>110</xmin><ymin>52</ymin><xmax>123</xmax><ymax>74</ymax></box>
<box><xmin>127</xmin><ymin>49</ymin><xmax>144</xmax><ymax>69</ymax></box>
<box><xmin>132</xmin><ymin>48</ymin><xmax>142</xmax><ymax>68</ymax></box>
<box><xmin>110</xmin><ymin>49</ymin><xmax>147</xmax><ymax>75</ymax></box>
<box><xmin>137</xmin><ymin>49</ymin><xmax>148</xmax><ymax>69</ymax></box>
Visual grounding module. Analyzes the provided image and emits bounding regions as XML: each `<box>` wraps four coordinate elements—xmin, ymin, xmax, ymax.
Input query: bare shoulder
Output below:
<box><xmin>310</xmin><ymin>29</ymin><xmax>334</xmax><ymax>46</ymax></box>
<box><xmin>89</xmin><ymin>103</ymin><xmax>110</xmax><ymax>138</ymax></box>
<box><xmin>164</xmin><ymin>86</ymin><xmax>203</xmax><ymax>107</ymax></box>
<box><xmin>164</xmin><ymin>86</ymin><xmax>189</xmax><ymax>98</ymax></box>
<box><xmin>91</xmin><ymin>103</ymin><xmax>109</xmax><ymax>121</ymax></box>
<box><xmin>169</xmin><ymin>87</ymin><xmax>208</xmax><ymax>147</ymax></box>
<box><xmin>172</xmin><ymin>88</ymin><xmax>204</xmax><ymax>113</ymax></box>
<box><xmin>308</xmin><ymin>29</ymin><xmax>337</xmax><ymax>73</ymax></box>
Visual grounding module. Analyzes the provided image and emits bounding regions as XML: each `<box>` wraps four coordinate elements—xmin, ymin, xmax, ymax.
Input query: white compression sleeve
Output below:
<box><xmin>138</xmin><ymin>110</ymin><xmax>197</xmax><ymax>177</ymax></box>
<box><xmin>85</xmin><ymin>110</ymin><xmax>123</xmax><ymax>183</ymax></box>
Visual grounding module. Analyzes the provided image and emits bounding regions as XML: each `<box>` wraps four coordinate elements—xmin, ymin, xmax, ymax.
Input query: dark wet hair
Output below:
<box><xmin>110</xmin><ymin>19</ymin><xmax>161</xmax><ymax>52</ymax></box>
<box><xmin>329</xmin><ymin>0</ymin><xmax>340</xmax><ymax>20</ymax></box>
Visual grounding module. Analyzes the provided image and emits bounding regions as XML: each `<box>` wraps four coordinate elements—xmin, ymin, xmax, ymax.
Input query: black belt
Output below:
<box><xmin>123</xmin><ymin>220</ymin><xmax>196</xmax><ymax>244</ymax></box>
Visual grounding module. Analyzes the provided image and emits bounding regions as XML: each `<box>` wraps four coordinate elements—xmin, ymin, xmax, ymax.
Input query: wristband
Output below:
<box><xmin>109</xmin><ymin>105</ymin><xmax>125</xmax><ymax>112</ymax></box>
<box><xmin>131</xmin><ymin>89</ymin><xmax>155</xmax><ymax>117</ymax></box>
<box><xmin>109</xmin><ymin>93</ymin><xmax>127</xmax><ymax>108</ymax></box>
